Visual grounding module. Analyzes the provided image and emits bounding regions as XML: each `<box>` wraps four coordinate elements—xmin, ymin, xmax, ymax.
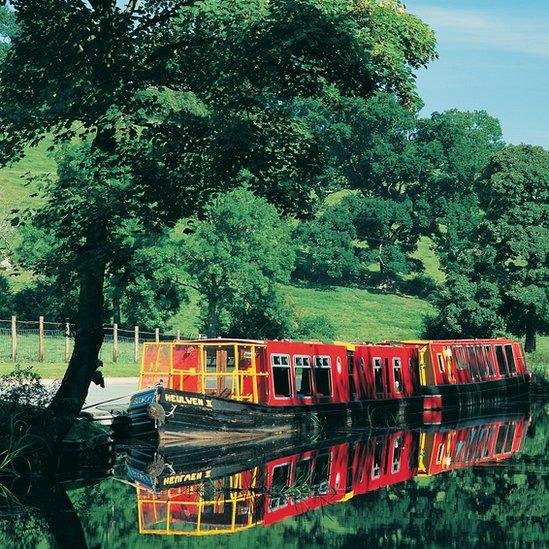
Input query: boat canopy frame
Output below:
<box><xmin>138</xmin><ymin>471</ymin><xmax>261</xmax><ymax>536</ymax></box>
<box><xmin>139</xmin><ymin>340</ymin><xmax>269</xmax><ymax>404</ymax></box>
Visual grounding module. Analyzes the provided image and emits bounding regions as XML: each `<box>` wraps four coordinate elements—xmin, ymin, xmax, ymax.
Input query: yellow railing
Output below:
<box><xmin>138</xmin><ymin>470</ymin><xmax>262</xmax><ymax>536</ymax></box>
<box><xmin>139</xmin><ymin>341</ymin><xmax>269</xmax><ymax>403</ymax></box>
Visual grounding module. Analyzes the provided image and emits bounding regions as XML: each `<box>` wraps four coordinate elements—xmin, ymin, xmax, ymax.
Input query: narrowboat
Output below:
<box><xmin>126</xmin><ymin>337</ymin><xmax>531</xmax><ymax>439</ymax></box>
<box><xmin>133</xmin><ymin>412</ymin><xmax>530</xmax><ymax>536</ymax></box>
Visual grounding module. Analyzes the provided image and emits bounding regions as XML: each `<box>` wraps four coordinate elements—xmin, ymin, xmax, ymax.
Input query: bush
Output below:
<box><xmin>293</xmin><ymin>204</ymin><xmax>362</xmax><ymax>283</ymax></box>
<box><xmin>0</xmin><ymin>274</ymin><xmax>13</xmax><ymax>317</ymax></box>
<box><xmin>292</xmin><ymin>314</ymin><xmax>337</xmax><ymax>342</ymax></box>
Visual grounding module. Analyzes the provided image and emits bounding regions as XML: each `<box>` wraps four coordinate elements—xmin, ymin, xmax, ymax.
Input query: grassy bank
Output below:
<box><xmin>0</xmin><ymin>362</ymin><xmax>140</xmax><ymax>379</ymax></box>
<box><xmin>528</xmin><ymin>338</ymin><xmax>549</xmax><ymax>395</ymax></box>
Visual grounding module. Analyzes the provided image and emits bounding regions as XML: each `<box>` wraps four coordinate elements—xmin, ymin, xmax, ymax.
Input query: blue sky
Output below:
<box><xmin>408</xmin><ymin>0</ymin><xmax>549</xmax><ymax>147</ymax></box>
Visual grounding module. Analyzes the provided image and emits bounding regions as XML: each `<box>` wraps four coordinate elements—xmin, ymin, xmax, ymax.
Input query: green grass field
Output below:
<box><xmin>284</xmin><ymin>283</ymin><xmax>433</xmax><ymax>342</ymax></box>
<box><xmin>0</xmin><ymin>140</ymin><xmax>54</xmax><ymax>216</ymax></box>
<box><xmin>0</xmin><ymin>362</ymin><xmax>140</xmax><ymax>378</ymax></box>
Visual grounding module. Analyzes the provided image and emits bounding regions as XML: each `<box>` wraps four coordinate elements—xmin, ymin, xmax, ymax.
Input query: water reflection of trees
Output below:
<box><xmin>0</xmin><ymin>404</ymin><xmax>546</xmax><ymax>548</ymax></box>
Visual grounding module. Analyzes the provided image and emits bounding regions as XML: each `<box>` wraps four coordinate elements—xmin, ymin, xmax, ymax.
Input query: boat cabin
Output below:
<box><xmin>137</xmin><ymin>337</ymin><xmax>528</xmax><ymax>409</ymax></box>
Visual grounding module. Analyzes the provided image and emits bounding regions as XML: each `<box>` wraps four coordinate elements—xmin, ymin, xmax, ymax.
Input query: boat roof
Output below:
<box><xmin>175</xmin><ymin>337</ymin><xmax>265</xmax><ymax>345</ymax></box>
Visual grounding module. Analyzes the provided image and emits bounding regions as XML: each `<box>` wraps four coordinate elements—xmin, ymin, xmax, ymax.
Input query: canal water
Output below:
<box><xmin>0</xmin><ymin>401</ymin><xmax>547</xmax><ymax>548</ymax></box>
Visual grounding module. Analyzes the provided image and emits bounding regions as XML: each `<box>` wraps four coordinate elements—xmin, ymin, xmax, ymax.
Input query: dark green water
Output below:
<box><xmin>1</xmin><ymin>402</ymin><xmax>547</xmax><ymax>548</ymax></box>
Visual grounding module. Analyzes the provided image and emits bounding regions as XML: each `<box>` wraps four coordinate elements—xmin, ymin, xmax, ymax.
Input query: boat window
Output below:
<box><xmin>314</xmin><ymin>356</ymin><xmax>330</xmax><ymax>368</ymax></box>
<box><xmin>393</xmin><ymin>358</ymin><xmax>403</xmax><ymax>392</ymax></box>
<box><xmin>475</xmin><ymin>345</ymin><xmax>487</xmax><ymax>378</ymax></box>
<box><xmin>482</xmin><ymin>427</ymin><xmax>495</xmax><ymax>457</ymax></box>
<box><xmin>313</xmin><ymin>355</ymin><xmax>331</xmax><ymax>396</ymax></box>
<box><xmin>495</xmin><ymin>425</ymin><xmax>508</xmax><ymax>454</ymax></box>
<box><xmin>294</xmin><ymin>355</ymin><xmax>313</xmax><ymax>396</ymax></box>
<box><xmin>269</xmin><ymin>463</ymin><xmax>290</xmax><ymax>511</ymax></box>
<box><xmin>504</xmin><ymin>423</ymin><xmax>516</xmax><ymax>453</ymax></box>
<box><xmin>205</xmin><ymin>347</ymin><xmax>217</xmax><ymax>370</ymax></box>
<box><xmin>271</xmin><ymin>354</ymin><xmax>291</xmax><ymax>398</ymax></box>
<box><xmin>437</xmin><ymin>353</ymin><xmax>445</xmax><ymax>373</ymax></box>
<box><xmin>484</xmin><ymin>345</ymin><xmax>495</xmax><ymax>376</ymax></box>
<box><xmin>467</xmin><ymin>346</ymin><xmax>480</xmax><ymax>379</ymax></box>
<box><xmin>495</xmin><ymin>345</ymin><xmax>508</xmax><ymax>376</ymax></box>
<box><xmin>293</xmin><ymin>459</ymin><xmax>312</xmax><ymax>502</ymax></box>
<box><xmin>372</xmin><ymin>439</ymin><xmax>383</xmax><ymax>479</ymax></box>
<box><xmin>392</xmin><ymin>436</ymin><xmax>403</xmax><ymax>474</ymax></box>
<box><xmin>373</xmin><ymin>357</ymin><xmax>383</xmax><ymax>396</ymax></box>
<box><xmin>227</xmin><ymin>349</ymin><xmax>235</xmax><ymax>369</ymax></box>
<box><xmin>436</xmin><ymin>442</ymin><xmax>445</xmax><ymax>464</ymax></box>
<box><xmin>311</xmin><ymin>452</ymin><xmax>331</xmax><ymax>495</ymax></box>
<box><xmin>452</xmin><ymin>346</ymin><xmax>466</xmax><ymax>370</ymax></box>
<box><xmin>504</xmin><ymin>345</ymin><xmax>517</xmax><ymax>374</ymax></box>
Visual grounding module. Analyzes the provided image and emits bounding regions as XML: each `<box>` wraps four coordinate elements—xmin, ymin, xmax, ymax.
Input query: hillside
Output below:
<box><xmin>169</xmin><ymin>283</ymin><xmax>434</xmax><ymax>342</ymax></box>
<box><xmin>1</xmin><ymin>140</ymin><xmax>55</xmax><ymax>217</ymax></box>
<box><xmin>1</xmin><ymin>141</ymin><xmax>440</xmax><ymax>342</ymax></box>
<box><xmin>1</xmin><ymin>144</ymin><xmax>547</xmax><ymax>381</ymax></box>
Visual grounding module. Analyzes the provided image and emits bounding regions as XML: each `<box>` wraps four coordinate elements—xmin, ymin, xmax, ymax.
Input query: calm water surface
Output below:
<box><xmin>1</xmin><ymin>401</ymin><xmax>547</xmax><ymax>548</ymax></box>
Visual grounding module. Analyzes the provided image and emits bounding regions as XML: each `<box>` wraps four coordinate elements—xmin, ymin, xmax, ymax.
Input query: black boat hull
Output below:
<box><xmin>125</xmin><ymin>376</ymin><xmax>530</xmax><ymax>440</ymax></box>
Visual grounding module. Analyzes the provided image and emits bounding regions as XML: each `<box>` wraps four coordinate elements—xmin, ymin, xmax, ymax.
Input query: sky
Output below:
<box><xmin>408</xmin><ymin>0</ymin><xmax>549</xmax><ymax>148</ymax></box>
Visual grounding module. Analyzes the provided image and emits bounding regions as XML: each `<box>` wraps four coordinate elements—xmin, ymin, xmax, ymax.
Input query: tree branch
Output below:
<box><xmin>174</xmin><ymin>279</ymin><xmax>200</xmax><ymax>292</ymax></box>
<box><xmin>125</xmin><ymin>0</ymin><xmax>139</xmax><ymax>15</ymax></box>
<box><xmin>135</xmin><ymin>1</ymin><xmax>195</xmax><ymax>31</ymax></box>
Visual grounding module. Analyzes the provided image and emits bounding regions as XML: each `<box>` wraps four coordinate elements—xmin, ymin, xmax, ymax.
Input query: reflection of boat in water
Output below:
<box><xmin>130</xmin><ymin>411</ymin><xmax>530</xmax><ymax>537</ymax></box>
<box><xmin>126</xmin><ymin>338</ymin><xmax>530</xmax><ymax>439</ymax></box>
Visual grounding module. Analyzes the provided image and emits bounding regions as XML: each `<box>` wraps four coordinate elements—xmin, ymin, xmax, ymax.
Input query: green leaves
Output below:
<box><xmin>427</xmin><ymin>144</ymin><xmax>549</xmax><ymax>350</ymax></box>
<box><xmin>178</xmin><ymin>188</ymin><xmax>296</xmax><ymax>337</ymax></box>
<box><xmin>478</xmin><ymin>145</ymin><xmax>549</xmax><ymax>350</ymax></box>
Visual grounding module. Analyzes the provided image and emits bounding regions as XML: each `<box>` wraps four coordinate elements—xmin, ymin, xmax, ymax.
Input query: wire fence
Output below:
<box><xmin>0</xmin><ymin>317</ymin><xmax>197</xmax><ymax>364</ymax></box>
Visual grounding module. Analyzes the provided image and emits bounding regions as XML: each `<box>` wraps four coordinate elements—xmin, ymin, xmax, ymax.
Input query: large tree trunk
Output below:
<box><xmin>48</xmin><ymin>225</ymin><xmax>107</xmax><ymax>441</ymax></box>
<box><xmin>524</xmin><ymin>322</ymin><xmax>537</xmax><ymax>353</ymax></box>
<box><xmin>47</xmin><ymin>127</ymin><xmax>114</xmax><ymax>441</ymax></box>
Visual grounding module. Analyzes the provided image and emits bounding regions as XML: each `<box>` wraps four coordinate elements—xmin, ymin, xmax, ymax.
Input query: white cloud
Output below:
<box><xmin>410</xmin><ymin>4</ymin><xmax>549</xmax><ymax>57</ymax></box>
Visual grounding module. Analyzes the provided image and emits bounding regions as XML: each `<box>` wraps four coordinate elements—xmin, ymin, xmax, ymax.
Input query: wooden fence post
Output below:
<box><xmin>155</xmin><ymin>328</ymin><xmax>160</xmax><ymax>343</ymax></box>
<box><xmin>38</xmin><ymin>316</ymin><xmax>45</xmax><ymax>362</ymax></box>
<box><xmin>134</xmin><ymin>326</ymin><xmax>139</xmax><ymax>364</ymax></box>
<box><xmin>11</xmin><ymin>315</ymin><xmax>16</xmax><ymax>362</ymax></box>
<box><xmin>113</xmin><ymin>323</ymin><xmax>118</xmax><ymax>363</ymax></box>
<box><xmin>65</xmin><ymin>322</ymin><xmax>71</xmax><ymax>363</ymax></box>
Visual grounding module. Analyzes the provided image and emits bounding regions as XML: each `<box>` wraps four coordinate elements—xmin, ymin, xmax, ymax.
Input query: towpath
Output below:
<box><xmin>43</xmin><ymin>377</ymin><xmax>139</xmax><ymax>419</ymax></box>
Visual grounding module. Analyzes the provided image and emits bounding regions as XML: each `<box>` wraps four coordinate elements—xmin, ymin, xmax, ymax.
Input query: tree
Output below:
<box><xmin>478</xmin><ymin>145</ymin><xmax>549</xmax><ymax>352</ymax></box>
<box><xmin>295</xmin><ymin>93</ymin><xmax>432</xmax><ymax>289</ymax></box>
<box><xmin>424</xmin><ymin>273</ymin><xmax>505</xmax><ymax>338</ymax></box>
<box><xmin>0</xmin><ymin>0</ymin><xmax>436</xmax><ymax>436</ymax></box>
<box><xmin>416</xmin><ymin>109</ymin><xmax>504</xmax><ymax>206</ymax></box>
<box><xmin>116</xmin><ymin>240</ymin><xmax>186</xmax><ymax>331</ymax></box>
<box><xmin>415</xmin><ymin>110</ymin><xmax>504</xmax><ymax>259</ymax></box>
<box><xmin>350</xmin><ymin>195</ymin><xmax>424</xmax><ymax>289</ymax></box>
<box><xmin>179</xmin><ymin>188</ymin><xmax>296</xmax><ymax>338</ymax></box>
<box><xmin>294</xmin><ymin>202</ymin><xmax>363</xmax><ymax>283</ymax></box>
<box><xmin>0</xmin><ymin>274</ymin><xmax>13</xmax><ymax>317</ymax></box>
<box><xmin>0</xmin><ymin>5</ymin><xmax>17</xmax><ymax>64</ymax></box>
<box><xmin>299</xmin><ymin>92</ymin><xmax>425</xmax><ymax>201</ymax></box>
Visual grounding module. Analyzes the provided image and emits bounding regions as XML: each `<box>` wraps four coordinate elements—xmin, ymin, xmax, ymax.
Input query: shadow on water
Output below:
<box><xmin>0</xmin><ymin>398</ymin><xmax>547</xmax><ymax>548</ymax></box>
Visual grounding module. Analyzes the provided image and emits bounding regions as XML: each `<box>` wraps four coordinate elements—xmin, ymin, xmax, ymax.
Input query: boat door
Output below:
<box><xmin>372</xmin><ymin>355</ymin><xmax>385</xmax><ymax>399</ymax></box>
<box><xmin>204</xmin><ymin>346</ymin><xmax>234</xmax><ymax>396</ymax></box>
<box><xmin>347</xmin><ymin>351</ymin><xmax>356</xmax><ymax>400</ymax></box>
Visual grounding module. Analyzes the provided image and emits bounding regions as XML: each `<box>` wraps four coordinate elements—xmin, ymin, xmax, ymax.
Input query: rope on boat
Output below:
<box><xmin>112</xmin><ymin>477</ymin><xmax>141</xmax><ymax>489</ymax></box>
<box><xmin>81</xmin><ymin>393</ymin><xmax>135</xmax><ymax>411</ymax></box>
